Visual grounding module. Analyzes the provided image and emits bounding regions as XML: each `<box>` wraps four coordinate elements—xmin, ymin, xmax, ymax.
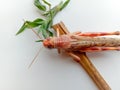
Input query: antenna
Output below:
<box><xmin>22</xmin><ymin>19</ymin><xmax>42</xmax><ymax>40</ymax></box>
<box><xmin>22</xmin><ymin>19</ymin><xmax>44</xmax><ymax>68</ymax></box>
<box><xmin>28</xmin><ymin>46</ymin><xmax>43</xmax><ymax>69</ymax></box>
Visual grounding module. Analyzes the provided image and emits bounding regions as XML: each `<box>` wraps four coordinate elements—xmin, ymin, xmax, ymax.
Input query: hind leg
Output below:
<box><xmin>80</xmin><ymin>47</ymin><xmax>120</xmax><ymax>52</ymax></box>
<box><xmin>77</xmin><ymin>31</ymin><xmax>120</xmax><ymax>37</ymax></box>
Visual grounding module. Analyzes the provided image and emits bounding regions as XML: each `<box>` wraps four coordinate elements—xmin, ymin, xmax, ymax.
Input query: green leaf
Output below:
<box><xmin>38</xmin><ymin>24</ymin><xmax>48</xmax><ymax>38</ymax></box>
<box><xmin>42</xmin><ymin>2</ymin><xmax>61</xmax><ymax>17</ymax></box>
<box><xmin>16</xmin><ymin>23</ymin><xmax>27</xmax><ymax>35</ymax></box>
<box><xmin>48</xmin><ymin>19</ymin><xmax>53</xmax><ymax>28</ymax></box>
<box><xmin>47</xmin><ymin>30</ymin><xmax>53</xmax><ymax>36</ymax></box>
<box><xmin>41</xmin><ymin>29</ymin><xmax>48</xmax><ymax>38</ymax></box>
<box><xmin>37</xmin><ymin>24</ymin><xmax>44</xmax><ymax>34</ymax></box>
<box><xmin>35</xmin><ymin>39</ymin><xmax>43</xmax><ymax>42</ymax></box>
<box><xmin>26</xmin><ymin>21</ymin><xmax>39</xmax><ymax>28</ymax></box>
<box><xmin>26</xmin><ymin>19</ymin><xmax>44</xmax><ymax>28</ymax></box>
<box><xmin>16</xmin><ymin>18</ymin><xmax>44</xmax><ymax>35</ymax></box>
<box><xmin>44</xmin><ymin>1</ymin><xmax>64</xmax><ymax>18</ymax></box>
<box><xmin>42</xmin><ymin>0</ymin><xmax>51</xmax><ymax>7</ymax></box>
<box><xmin>33</xmin><ymin>18</ymin><xmax>44</xmax><ymax>24</ymax></box>
<box><xmin>60</xmin><ymin>0</ymin><xmax>70</xmax><ymax>11</ymax></box>
<box><xmin>34</xmin><ymin>0</ymin><xmax>46</xmax><ymax>11</ymax></box>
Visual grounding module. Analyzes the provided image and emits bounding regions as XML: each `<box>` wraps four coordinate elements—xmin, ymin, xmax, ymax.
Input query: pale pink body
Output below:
<box><xmin>43</xmin><ymin>31</ymin><xmax>120</xmax><ymax>52</ymax></box>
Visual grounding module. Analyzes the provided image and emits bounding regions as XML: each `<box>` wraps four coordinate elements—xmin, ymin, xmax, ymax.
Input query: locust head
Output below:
<box><xmin>43</xmin><ymin>37</ymin><xmax>55</xmax><ymax>49</ymax></box>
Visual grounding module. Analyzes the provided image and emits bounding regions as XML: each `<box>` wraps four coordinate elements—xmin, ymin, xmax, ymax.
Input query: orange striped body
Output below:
<box><xmin>43</xmin><ymin>31</ymin><xmax>120</xmax><ymax>52</ymax></box>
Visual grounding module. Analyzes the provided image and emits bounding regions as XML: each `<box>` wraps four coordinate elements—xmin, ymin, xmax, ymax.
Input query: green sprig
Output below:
<box><xmin>34</xmin><ymin>0</ymin><xmax>46</xmax><ymax>11</ymax></box>
<box><xmin>16</xmin><ymin>0</ymin><xmax>70</xmax><ymax>39</ymax></box>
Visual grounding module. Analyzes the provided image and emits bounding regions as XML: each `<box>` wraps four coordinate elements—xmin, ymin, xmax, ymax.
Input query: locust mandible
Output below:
<box><xmin>43</xmin><ymin>31</ymin><xmax>120</xmax><ymax>52</ymax></box>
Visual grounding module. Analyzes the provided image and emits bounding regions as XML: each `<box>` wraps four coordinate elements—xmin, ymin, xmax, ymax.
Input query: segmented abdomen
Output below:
<box><xmin>69</xmin><ymin>36</ymin><xmax>120</xmax><ymax>51</ymax></box>
<box><xmin>53</xmin><ymin>35</ymin><xmax>120</xmax><ymax>51</ymax></box>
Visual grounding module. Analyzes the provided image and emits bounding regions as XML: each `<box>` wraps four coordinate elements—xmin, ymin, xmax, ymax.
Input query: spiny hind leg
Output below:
<box><xmin>70</xmin><ymin>31</ymin><xmax>81</xmax><ymax>35</ymax></box>
<box><xmin>77</xmin><ymin>31</ymin><xmax>120</xmax><ymax>37</ymax></box>
<box><xmin>67</xmin><ymin>52</ymin><xmax>81</xmax><ymax>62</ymax></box>
<box><xmin>80</xmin><ymin>47</ymin><xmax>120</xmax><ymax>52</ymax></box>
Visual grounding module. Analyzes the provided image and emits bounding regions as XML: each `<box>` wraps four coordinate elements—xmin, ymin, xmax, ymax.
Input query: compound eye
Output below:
<box><xmin>43</xmin><ymin>38</ymin><xmax>54</xmax><ymax>49</ymax></box>
<box><xmin>47</xmin><ymin>45</ymin><xmax>54</xmax><ymax>49</ymax></box>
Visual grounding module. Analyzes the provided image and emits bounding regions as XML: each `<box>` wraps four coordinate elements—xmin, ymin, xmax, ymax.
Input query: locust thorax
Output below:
<box><xmin>43</xmin><ymin>35</ymin><xmax>71</xmax><ymax>49</ymax></box>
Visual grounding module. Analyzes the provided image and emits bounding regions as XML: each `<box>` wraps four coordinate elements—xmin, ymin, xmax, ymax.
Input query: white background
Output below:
<box><xmin>0</xmin><ymin>0</ymin><xmax>120</xmax><ymax>90</ymax></box>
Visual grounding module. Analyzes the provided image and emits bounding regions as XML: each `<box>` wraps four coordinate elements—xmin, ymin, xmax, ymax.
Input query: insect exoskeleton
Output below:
<box><xmin>43</xmin><ymin>35</ymin><xmax>71</xmax><ymax>49</ymax></box>
<box><xmin>43</xmin><ymin>31</ymin><xmax>120</xmax><ymax>52</ymax></box>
